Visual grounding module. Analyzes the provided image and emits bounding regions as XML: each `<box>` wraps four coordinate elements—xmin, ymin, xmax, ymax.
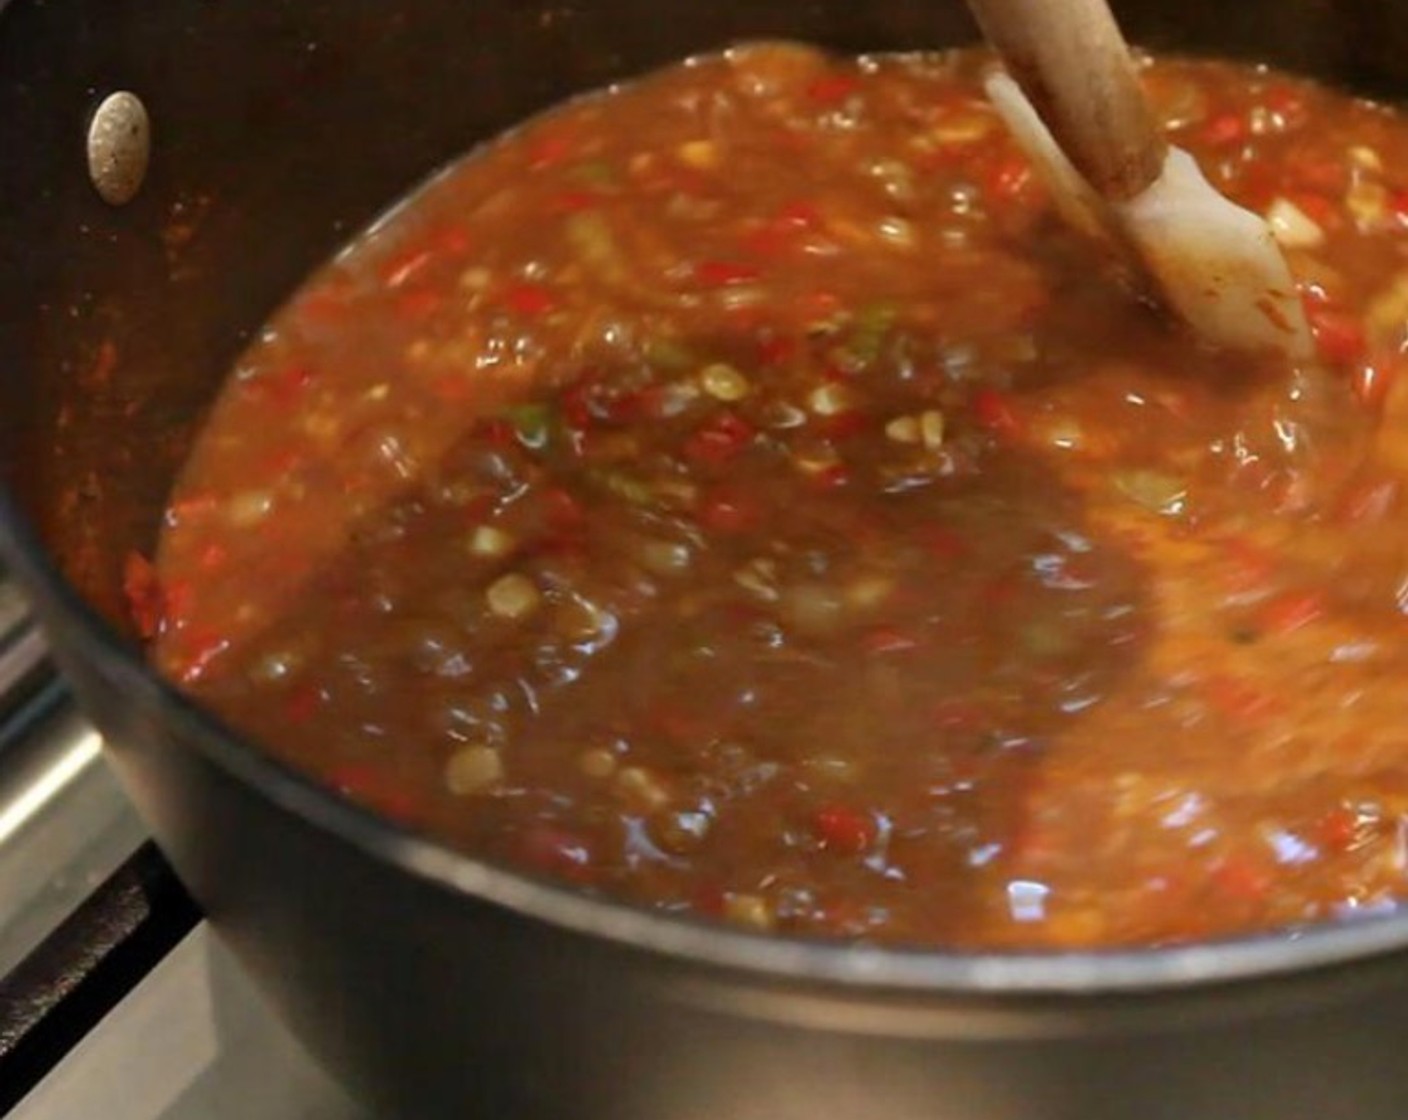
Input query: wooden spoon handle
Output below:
<box><xmin>964</xmin><ymin>0</ymin><xmax>1167</xmax><ymax>201</ymax></box>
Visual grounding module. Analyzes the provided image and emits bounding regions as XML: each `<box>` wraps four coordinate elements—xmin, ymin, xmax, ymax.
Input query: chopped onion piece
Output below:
<box><xmin>780</xmin><ymin>581</ymin><xmax>847</xmax><ymax>636</ymax></box>
<box><xmin>734</xmin><ymin>557</ymin><xmax>780</xmax><ymax>601</ymax></box>
<box><xmin>1265</xmin><ymin>197</ymin><xmax>1325</xmax><ymax>249</ymax></box>
<box><xmin>803</xmin><ymin>756</ymin><xmax>858</xmax><ymax>783</ymax></box>
<box><xmin>616</xmin><ymin>765</ymin><xmax>672</xmax><ymax>810</ymax></box>
<box><xmin>886</xmin><ymin>415</ymin><xmax>920</xmax><ymax>444</ymax></box>
<box><xmin>227</xmin><ymin>490</ymin><xmax>275</xmax><ymax>527</ymax></box>
<box><xmin>637</xmin><ymin>538</ymin><xmax>693</xmax><ymax>576</ymax></box>
<box><xmin>808</xmin><ymin>383</ymin><xmax>853</xmax><ymax>416</ymax></box>
<box><xmin>1366</xmin><ymin>273</ymin><xmax>1408</xmax><ymax>343</ymax></box>
<box><xmin>700</xmin><ymin>363</ymin><xmax>750</xmax><ymax>401</ymax></box>
<box><xmin>724</xmin><ymin>893</ymin><xmax>776</xmax><ymax>930</ymax></box>
<box><xmin>919</xmin><ymin>410</ymin><xmax>946</xmax><ymax>450</ymax></box>
<box><xmin>1349</xmin><ymin>145</ymin><xmax>1384</xmax><ymax>173</ymax></box>
<box><xmin>1347</xmin><ymin>179</ymin><xmax>1389</xmax><ymax>229</ymax></box>
<box><xmin>578</xmin><ymin>748</ymin><xmax>619</xmax><ymax>779</ymax></box>
<box><xmin>469</xmin><ymin>525</ymin><xmax>517</xmax><ymax>559</ymax></box>
<box><xmin>486</xmin><ymin>573</ymin><xmax>541</xmax><ymax>619</ymax></box>
<box><xmin>676</xmin><ymin>139</ymin><xmax>719</xmax><ymax>169</ymax></box>
<box><xmin>877</xmin><ymin>216</ymin><xmax>916</xmax><ymax>250</ymax></box>
<box><xmin>446</xmin><ymin>745</ymin><xmax>505</xmax><ymax>796</ymax></box>
<box><xmin>929</xmin><ymin>110</ymin><xmax>995</xmax><ymax>145</ymax></box>
<box><xmin>1113</xmin><ymin>470</ymin><xmax>1188</xmax><ymax>517</ymax></box>
<box><xmin>846</xmin><ymin>574</ymin><xmax>894</xmax><ymax>610</ymax></box>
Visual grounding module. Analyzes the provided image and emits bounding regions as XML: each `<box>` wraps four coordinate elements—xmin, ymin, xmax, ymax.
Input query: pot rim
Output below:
<box><xmin>5</xmin><ymin>494</ymin><xmax>1407</xmax><ymax>998</ymax></box>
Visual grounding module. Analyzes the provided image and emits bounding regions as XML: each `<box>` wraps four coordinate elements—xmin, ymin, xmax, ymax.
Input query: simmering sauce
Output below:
<box><xmin>140</xmin><ymin>46</ymin><xmax>1408</xmax><ymax>947</ymax></box>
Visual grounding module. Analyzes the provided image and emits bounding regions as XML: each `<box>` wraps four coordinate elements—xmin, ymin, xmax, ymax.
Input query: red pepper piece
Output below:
<box><xmin>646</xmin><ymin>705</ymin><xmax>709</xmax><ymax>745</ymax></box>
<box><xmin>1256</xmin><ymin>590</ymin><xmax>1326</xmax><ymax>636</ymax></box>
<box><xmin>260</xmin><ymin>447</ymin><xmax>304</xmax><ymax>481</ymax></box>
<box><xmin>273</xmin><ymin>364</ymin><xmax>313</xmax><ymax>404</ymax></box>
<box><xmin>1204</xmin><ymin>675</ymin><xmax>1280</xmax><ymax>724</ymax></box>
<box><xmin>1211</xmin><ymin>855</ymin><xmax>1272</xmax><ymax>902</ymax></box>
<box><xmin>931</xmin><ymin>699</ymin><xmax>988</xmax><ymax>732</ymax></box>
<box><xmin>174</xmin><ymin>629</ymin><xmax>230</xmax><ymax>684</ymax></box>
<box><xmin>242</xmin><ymin>363</ymin><xmax>313</xmax><ymax>406</ymax></box>
<box><xmin>550</xmin><ymin>188</ymin><xmax>604</xmax><ymax>214</ymax></box>
<box><xmin>429</xmin><ymin>224</ymin><xmax>472</xmax><ymax>257</ymax></box>
<box><xmin>756</xmin><ymin>334</ymin><xmax>800</xmax><ymax>368</ymax></box>
<box><xmin>812</xmin><ymin>803</ymin><xmax>876</xmax><ymax>854</ymax></box>
<box><xmin>501</xmin><ymin>282</ymin><xmax>559</xmax><ymax>317</ymax></box>
<box><xmin>1217</xmin><ymin>536</ymin><xmax>1278</xmax><ymax>596</ymax></box>
<box><xmin>805</xmin><ymin>73</ymin><xmax>862</xmax><ymax>107</ymax></box>
<box><xmin>285</xmin><ymin>684</ymin><xmax>321</xmax><ymax>725</ymax></box>
<box><xmin>84</xmin><ymin>339</ymin><xmax>118</xmax><ymax>388</ymax></box>
<box><xmin>539</xmin><ymin>487</ymin><xmax>586</xmax><ymax>534</ymax></box>
<box><xmin>558</xmin><ymin>381</ymin><xmax>597</xmax><ymax>429</ymax></box>
<box><xmin>861</xmin><ymin>626</ymin><xmax>920</xmax><ymax>656</ymax></box>
<box><xmin>805</xmin><ymin>463</ymin><xmax>851</xmax><ymax>491</ymax></box>
<box><xmin>632</xmin><ymin>385</ymin><xmax>685</xmax><ymax>422</ymax></box>
<box><xmin>1264</xmin><ymin>85</ymin><xmax>1308</xmax><ymax>129</ymax></box>
<box><xmin>685</xmin><ymin>412</ymin><xmax>755</xmax><ymax>466</ymax></box>
<box><xmin>1306</xmin><ymin>304</ymin><xmax>1367</xmax><ymax>366</ymax></box>
<box><xmin>1007</xmin><ymin>818</ymin><xmax>1061</xmax><ymax>867</ymax></box>
<box><xmin>1234</xmin><ymin>164</ymin><xmax>1278</xmax><ymax>214</ymax></box>
<box><xmin>693</xmin><ymin>260</ymin><xmax>761</xmax><ymax>289</ymax></box>
<box><xmin>475</xmin><ymin>417</ymin><xmax>518</xmax><ymax>449</ymax></box>
<box><xmin>328</xmin><ymin>763</ymin><xmax>378</xmax><ymax>796</ymax></box>
<box><xmin>518</xmin><ymin>824</ymin><xmax>596</xmax><ymax>883</ymax></box>
<box><xmin>920</xmin><ymin>524</ymin><xmax>968</xmax><ymax>564</ymax></box>
<box><xmin>1389</xmin><ymin>189</ymin><xmax>1408</xmax><ymax>229</ymax></box>
<box><xmin>775</xmin><ymin>199</ymin><xmax>824</xmax><ymax>230</ymax></box>
<box><xmin>327</xmin><ymin>764</ymin><xmax>416</xmax><ymax>821</ymax></box>
<box><xmin>741</xmin><ymin>200</ymin><xmax>827</xmax><ymax>258</ymax></box>
<box><xmin>980</xmin><ymin>573</ymin><xmax>1021</xmax><ymax>608</ymax></box>
<box><xmin>700</xmin><ymin>488</ymin><xmax>763</xmax><ymax>535</ymax></box>
<box><xmin>527</xmin><ymin>131</ymin><xmax>575</xmax><ymax>170</ymax></box>
<box><xmin>430</xmin><ymin>374</ymin><xmax>472</xmax><ymax>403</ymax></box>
<box><xmin>1316</xmin><ymin>806</ymin><xmax>1361</xmax><ymax>853</ymax></box>
<box><xmin>739</xmin><ymin>227</ymin><xmax>790</xmax><ymax>260</ymax></box>
<box><xmin>394</xmin><ymin>289</ymin><xmax>442</xmax><ymax>321</ymax></box>
<box><xmin>985</xmin><ymin>154</ymin><xmax>1035</xmax><ymax>204</ymax></box>
<box><xmin>1298</xmin><ymin>276</ymin><xmax>1335</xmax><ymax>308</ymax></box>
<box><xmin>383</xmin><ymin>247</ymin><xmax>434</xmax><ymax>289</ymax></box>
<box><xmin>1291</xmin><ymin>156</ymin><xmax>1348</xmax><ymax>196</ymax></box>
<box><xmin>123</xmin><ymin>552</ymin><xmax>164</xmax><ymax>639</ymax></box>
<box><xmin>1334</xmin><ymin>473</ymin><xmax>1400</xmax><ymax>525</ymax></box>
<box><xmin>196</xmin><ymin>543</ymin><xmax>227</xmax><ymax>572</ymax></box>
<box><xmin>690</xmin><ymin>883</ymin><xmax>728</xmax><ymax>918</ymax></box>
<box><xmin>971</xmin><ymin>387</ymin><xmax>1022</xmax><ymax>437</ymax></box>
<box><xmin>1200</xmin><ymin>111</ymin><xmax>1248</xmax><ymax>148</ymax></box>
<box><xmin>819</xmin><ymin>410</ymin><xmax>870</xmax><ymax>441</ymax></box>
<box><xmin>597</xmin><ymin>386</ymin><xmax>652</xmax><ymax>425</ymax></box>
<box><xmin>1351</xmin><ymin>355</ymin><xmax>1398</xmax><ymax>411</ymax></box>
<box><xmin>796</xmin><ymin>290</ymin><xmax>842</xmax><ymax>324</ymax></box>
<box><xmin>161</xmin><ymin>579</ymin><xmax>194</xmax><ymax>629</ymax></box>
<box><xmin>166</xmin><ymin>492</ymin><xmax>217</xmax><ymax>526</ymax></box>
<box><xmin>817</xmin><ymin>898</ymin><xmax>875</xmax><ymax>936</ymax></box>
<box><xmin>560</xmin><ymin>377</ymin><xmax>653</xmax><ymax>431</ymax></box>
<box><xmin>294</xmin><ymin>288</ymin><xmax>346</xmax><ymax>325</ymax></box>
<box><xmin>635</xmin><ymin>164</ymin><xmax>712</xmax><ymax>198</ymax></box>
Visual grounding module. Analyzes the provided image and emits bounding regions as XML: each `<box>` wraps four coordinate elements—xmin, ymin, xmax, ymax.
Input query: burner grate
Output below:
<box><xmin>0</xmin><ymin>572</ymin><xmax>359</xmax><ymax>1118</ymax></box>
<box><xmin>0</xmin><ymin>844</ymin><xmax>199</xmax><ymax>1113</ymax></box>
<box><xmin>0</xmin><ymin>569</ymin><xmax>195</xmax><ymax>1112</ymax></box>
<box><xmin>0</xmin><ymin>575</ymin><xmax>47</xmax><ymax>729</ymax></box>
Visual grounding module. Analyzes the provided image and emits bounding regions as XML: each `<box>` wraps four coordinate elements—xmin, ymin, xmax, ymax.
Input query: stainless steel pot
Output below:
<box><xmin>4</xmin><ymin>1</ymin><xmax>1408</xmax><ymax>1116</ymax></box>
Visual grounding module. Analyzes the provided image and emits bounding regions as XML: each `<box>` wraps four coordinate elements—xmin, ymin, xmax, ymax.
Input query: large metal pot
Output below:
<box><xmin>4</xmin><ymin>1</ymin><xmax>1408</xmax><ymax>1116</ymax></box>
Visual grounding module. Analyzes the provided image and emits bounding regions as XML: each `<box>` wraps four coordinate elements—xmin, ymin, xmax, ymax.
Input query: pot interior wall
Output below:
<box><xmin>0</xmin><ymin>0</ymin><xmax>1396</xmax><ymax>635</ymax></box>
